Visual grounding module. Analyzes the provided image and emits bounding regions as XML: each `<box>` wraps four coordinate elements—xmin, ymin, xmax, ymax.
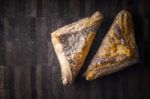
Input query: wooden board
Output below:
<box><xmin>0</xmin><ymin>0</ymin><xmax>150</xmax><ymax>99</ymax></box>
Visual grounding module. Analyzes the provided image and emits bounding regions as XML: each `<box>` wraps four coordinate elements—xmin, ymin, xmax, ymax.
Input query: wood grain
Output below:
<box><xmin>0</xmin><ymin>0</ymin><xmax>150</xmax><ymax>99</ymax></box>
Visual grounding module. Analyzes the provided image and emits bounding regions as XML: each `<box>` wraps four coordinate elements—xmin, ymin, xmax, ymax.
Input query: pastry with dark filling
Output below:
<box><xmin>51</xmin><ymin>11</ymin><xmax>103</xmax><ymax>85</ymax></box>
<box><xmin>84</xmin><ymin>10</ymin><xmax>139</xmax><ymax>80</ymax></box>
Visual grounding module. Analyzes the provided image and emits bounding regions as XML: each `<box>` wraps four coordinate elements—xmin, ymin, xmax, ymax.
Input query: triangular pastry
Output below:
<box><xmin>51</xmin><ymin>11</ymin><xmax>103</xmax><ymax>85</ymax></box>
<box><xmin>84</xmin><ymin>10</ymin><xmax>139</xmax><ymax>80</ymax></box>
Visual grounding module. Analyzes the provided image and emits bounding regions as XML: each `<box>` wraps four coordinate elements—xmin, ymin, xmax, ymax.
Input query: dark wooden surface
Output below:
<box><xmin>0</xmin><ymin>0</ymin><xmax>150</xmax><ymax>99</ymax></box>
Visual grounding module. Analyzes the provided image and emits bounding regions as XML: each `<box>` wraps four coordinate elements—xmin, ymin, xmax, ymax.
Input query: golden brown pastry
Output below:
<box><xmin>84</xmin><ymin>10</ymin><xmax>139</xmax><ymax>80</ymax></box>
<box><xmin>51</xmin><ymin>11</ymin><xmax>103</xmax><ymax>85</ymax></box>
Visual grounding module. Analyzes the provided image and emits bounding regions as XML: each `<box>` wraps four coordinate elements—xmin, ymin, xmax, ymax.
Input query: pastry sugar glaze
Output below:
<box><xmin>84</xmin><ymin>10</ymin><xmax>139</xmax><ymax>80</ymax></box>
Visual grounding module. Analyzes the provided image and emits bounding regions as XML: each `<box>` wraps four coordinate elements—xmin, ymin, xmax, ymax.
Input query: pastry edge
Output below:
<box><xmin>51</xmin><ymin>34</ymin><xmax>73</xmax><ymax>85</ymax></box>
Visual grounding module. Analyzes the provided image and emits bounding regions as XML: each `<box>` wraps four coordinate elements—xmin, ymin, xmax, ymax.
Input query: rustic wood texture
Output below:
<box><xmin>0</xmin><ymin>0</ymin><xmax>150</xmax><ymax>99</ymax></box>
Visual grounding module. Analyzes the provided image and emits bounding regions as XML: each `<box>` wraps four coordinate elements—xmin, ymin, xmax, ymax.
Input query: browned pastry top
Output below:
<box><xmin>51</xmin><ymin>11</ymin><xmax>103</xmax><ymax>85</ymax></box>
<box><xmin>84</xmin><ymin>10</ymin><xmax>138</xmax><ymax>80</ymax></box>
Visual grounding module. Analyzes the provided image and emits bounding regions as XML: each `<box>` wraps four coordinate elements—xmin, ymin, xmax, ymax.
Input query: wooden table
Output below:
<box><xmin>0</xmin><ymin>0</ymin><xmax>150</xmax><ymax>99</ymax></box>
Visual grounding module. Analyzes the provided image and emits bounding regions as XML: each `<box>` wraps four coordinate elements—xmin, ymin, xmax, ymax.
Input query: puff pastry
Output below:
<box><xmin>84</xmin><ymin>10</ymin><xmax>139</xmax><ymax>80</ymax></box>
<box><xmin>51</xmin><ymin>11</ymin><xmax>103</xmax><ymax>85</ymax></box>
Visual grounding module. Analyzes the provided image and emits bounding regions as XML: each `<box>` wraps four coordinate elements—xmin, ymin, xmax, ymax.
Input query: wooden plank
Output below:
<box><xmin>4</xmin><ymin>88</ymin><xmax>15</xmax><ymax>99</ymax></box>
<box><xmin>0</xmin><ymin>15</ymin><xmax>4</xmax><ymax>65</ymax></box>
<box><xmin>0</xmin><ymin>19</ymin><xmax>4</xmax><ymax>97</ymax></box>
<box><xmin>14</xmin><ymin>66</ymin><xmax>21</xmax><ymax>99</ymax></box>
<box><xmin>0</xmin><ymin>0</ymin><xmax>4</xmax><ymax>17</ymax></box>
<box><xmin>0</xmin><ymin>66</ymin><xmax>4</xmax><ymax>89</ymax></box>
<box><xmin>84</xmin><ymin>0</ymin><xmax>93</xmax><ymax>16</ymax></box>
<box><xmin>42</xmin><ymin>0</ymin><xmax>59</xmax><ymax>18</ymax></box>
<box><xmin>68</xmin><ymin>0</ymin><xmax>80</xmax><ymax>21</ymax></box>
<box><xmin>14</xmin><ymin>66</ymin><xmax>31</xmax><ymax>99</ymax></box>
<box><xmin>36</xmin><ymin>17</ymin><xmax>53</xmax><ymax>99</ymax></box>
<box><xmin>3</xmin><ymin>18</ymin><xmax>15</xmax><ymax>99</ymax></box>
<box><xmin>29</xmin><ymin>17</ymin><xmax>37</xmax><ymax>99</ymax></box>
<box><xmin>12</xmin><ymin>17</ymin><xmax>34</xmax><ymax>99</ymax></box>
<box><xmin>4</xmin><ymin>17</ymin><xmax>15</xmax><ymax>66</ymax></box>
<box><xmin>36</xmin><ymin>64</ymin><xmax>42</xmax><ymax>99</ymax></box>
<box><xmin>31</xmin><ymin>0</ymin><xmax>37</xmax><ymax>17</ymax></box>
<box><xmin>4</xmin><ymin>0</ymin><xmax>15</xmax><ymax>17</ymax></box>
<box><xmin>117</xmin><ymin>72</ymin><xmax>124</xmax><ymax>99</ymax></box>
<box><xmin>144</xmin><ymin>68</ymin><xmax>150</xmax><ymax>99</ymax></box>
<box><xmin>36</xmin><ymin>0</ymin><xmax>43</xmax><ymax>17</ymax></box>
<box><xmin>0</xmin><ymin>89</ymin><xmax>4</xmax><ymax>99</ymax></box>
<box><xmin>15</xmin><ymin>0</ymin><xmax>26</xmax><ymax>17</ymax></box>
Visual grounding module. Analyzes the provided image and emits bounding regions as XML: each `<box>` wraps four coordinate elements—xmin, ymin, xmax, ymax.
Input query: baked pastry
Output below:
<box><xmin>51</xmin><ymin>11</ymin><xmax>103</xmax><ymax>85</ymax></box>
<box><xmin>84</xmin><ymin>10</ymin><xmax>139</xmax><ymax>80</ymax></box>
